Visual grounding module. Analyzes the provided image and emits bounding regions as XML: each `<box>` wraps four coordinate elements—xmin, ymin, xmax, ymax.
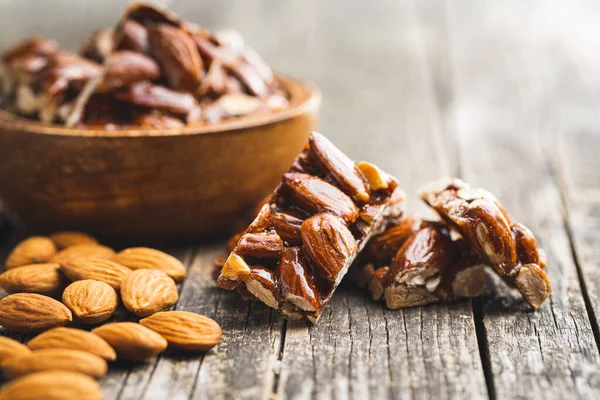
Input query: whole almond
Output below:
<box><xmin>0</xmin><ymin>337</ymin><xmax>31</xmax><ymax>364</ymax></box>
<box><xmin>62</xmin><ymin>280</ymin><xmax>118</xmax><ymax>324</ymax></box>
<box><xmin>2</xmin><ymin>348</ymin><xmax>107</xmax><ymax>379</ymax></box>
<box><xmin>112</xmin><ymin>247</ymin><xmax>187</xmax><ymax>282</ymax></box>
<box><xmin>301</xmin><ymin>213</ymin><xmax>357</xmax><ymax>285</ymax></box>
<box><xmin>60</xmin><ymin>258</ymin><xmax>131</xmax><ymax>290</ymax></box>
<box><xmin>0</xmin><ymin>293</ymin><xmax>72</xmax><ymax>332</ymax></box>
<box><xmin>278</xmin><ymin>247</ymin><xmax>320</xmax><ymax>312</ymax></box>
<box><xmin>0</xmin><ymin>371</ymin><xmax>102</xmax><ymax>400</ymax></box>
<box><xmin>120</xmin><ymin>269</ymin><xmax>178</xmax><ymax>317</ymax></box>
<box><xmin>282</xmin><ymin>173</ymin><xmax>359</xmax><ymax>224</ymax></box>
<box><xmin>309</xmin><ymin>133</ymin><xmax>370</xmax><ymax>202</ymax></box>
<box><xmin>5</xmin><ymin>237</ymin><xmax>57</xmax><ymax>269</ymax></box>
<box><xmin>98</xmin><ymin>50</ymin><xmax>161</xmax><ymax>93</ymax></box>
<box><xmin>27</xmin><ymin>327</ymin><xmax>116</xmax><ymax>361</ymax></box>
<box><xmin>50</xmin><ymin>244</ymin><xmax>115</xmax><ymax>264</ymax></box>
<box><xmin>140</xmin><ymin>311</ymin><xmax>222</xmax><ymax>352</ymax></box>
<box><xmin>92</xmin><ymin>322</ymin><xmax>167</xmax><ymax>361</ymax></box>
<box><xmin>115</xmin><ymin>81</ymin><xmax>199</xmax><ymax>117</ymax></box>
<box><xmin>0</xmin><ymin>263</ymin><xmax>66</xmax><ymax>296</ymax></box>
<box><xmin>148</xmin><ymin>23</ymin><xmax>203</xmax><ymax>91</ymax></box>
<box><xmin>49</xmin><ymin>231</ymin><xmax>98</xmax><ymax>250</ymax></box>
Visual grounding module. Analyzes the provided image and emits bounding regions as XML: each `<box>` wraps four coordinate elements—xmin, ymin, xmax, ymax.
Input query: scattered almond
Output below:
<box><xmin>0</xmin><ymin>371</ymin><xmax>103</xmax><ymax>400</ymax></box>
<box><xmin>0</xmin><ymin>337</ymin><xmax>31</xmax><ymax>364</ymax></box>
<box><xmin>140</xmin><ymin>311</ymin><xmax>222</xmax><ymax>352</ymax></box>
<box><xmin>0</xmin><ymin>293</ymin><xmax>72</xmax><ymax>333</ymax></box>
<box><xmin>28</xmin><ymin>327</ymin><xmax>116</xmax><ymax>361</ymax></box>
<box><xmin>49</xmin><ymin>231</ymin><xmax>98</xmax><ymax>250</ymax></box>
<box><xmin>112</xmin><ymin>247</ymin><xmax>187</xmax><ymax>282</ymax></box>
<box><xmin>60</xmin><ymin>258</ymin><xmax>131</xmax><ymax>290</ymax></box>
<box><xmin>0</xmin><ymin>263</ymin><xmax>66</xmax><ymax>296</ymax></box>
<box><xmin>50</xmin><ymin>244</ymin><xmax>115</xmax><ymax>264</ymax></box>
<box><xmin>2</xmin><ymin>348</ymin><xmax>107</xmax><ymax>379</ymax></box>
<box><xmin>5</xmin><ymin>237</ymin><xmax>57</xmax><ymax>269</ymax></box>
<box><xmin>120</xmin><ymin>269</ymin><xmax>179</xmax><ymax>317</ymax></box>
<box><xmin>92</xmin><ymin>322</ymin><xmax>167</xmax><ymax>361</ymax></box>
<box><xmin>62</xmin><ymin>280</ymin><xmax>118</xmax><ymax>324</ymax></box>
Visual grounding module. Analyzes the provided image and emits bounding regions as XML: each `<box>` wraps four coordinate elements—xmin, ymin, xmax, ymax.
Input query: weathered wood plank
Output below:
<box><xmin>276</xmin><ymin>1</ymin><xmax>488</xmax><ymax>399</ymax></box>
<box><xmin>190</xmin><ymin>245</ymin><xmax>283</xmax><ymax>400</ymax></box>
<box><xmin>447</xmin><ymin>1</ymin><xmax>600</xmax><ymax>398</ymax></box>
<box><xmin>559</xmin><ymin>132</ymin><xmax>600</xmax><ymax>347</ymax></box>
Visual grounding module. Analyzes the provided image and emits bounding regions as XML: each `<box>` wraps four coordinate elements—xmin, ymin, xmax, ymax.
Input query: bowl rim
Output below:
<box><xmin>0</xmin><ymin>74</ymin><xmax>321</xmax><ymax>138</ymax></box>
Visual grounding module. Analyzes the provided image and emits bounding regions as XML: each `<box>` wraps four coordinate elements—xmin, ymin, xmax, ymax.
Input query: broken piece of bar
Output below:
<box><xmin>420</xmin><ymin>177</ymin><xmax>551</xmax><ymax>309</ymax></box>
<box><xmin>216</xmin><ymin>132</ymin><xmax>403</xmax><ymax>322</ymax></box>
<box><xmin>353</xmin><ymin>215</ymin><xmax>487</xmax><ymax>309</ymax></box>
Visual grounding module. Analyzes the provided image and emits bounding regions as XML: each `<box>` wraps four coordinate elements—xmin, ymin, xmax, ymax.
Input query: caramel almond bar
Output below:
<box><xmin>352</xmin><ymin>215</ymin><xmax>487</xmax><ymax>309</ymax></box>
<box><xmin>216</xmin><ymin>132</ymin><xmax>403</xmax><ymax>322</ymax></box>
<box><xmin>420</xmin><ymin>177</ymin><xmax>551</xmax><ymax>309</ymax></box>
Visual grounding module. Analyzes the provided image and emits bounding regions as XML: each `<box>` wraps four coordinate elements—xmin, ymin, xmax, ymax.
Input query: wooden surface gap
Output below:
<box><xmin>270</xmin><ymin>320</ymin><xmax>288</xmax><ymax>398</ymax></box>
<box><xmin>472</xmin><ymin>299</ymin><xmax>495</xmax><ymax>400</ymax></box>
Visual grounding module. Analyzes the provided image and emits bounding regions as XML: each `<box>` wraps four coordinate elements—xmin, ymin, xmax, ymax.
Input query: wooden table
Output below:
<box><xmin>1</xmin><ymin>1</ymin><xmax>600</xmax><ymax>399</ymax></box>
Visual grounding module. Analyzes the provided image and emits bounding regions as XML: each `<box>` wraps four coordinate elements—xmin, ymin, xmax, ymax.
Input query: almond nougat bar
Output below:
<box><xmin>216</xmin><ymin>132</ymin><xmax>403</xmax><ymax>322</ymax></box>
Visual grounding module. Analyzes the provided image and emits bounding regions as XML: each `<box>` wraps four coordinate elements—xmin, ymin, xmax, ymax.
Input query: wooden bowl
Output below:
<box><xmin>0</xmin><ymin>76</ymin><xmax>320</xmax><ymax>243</ymax></box>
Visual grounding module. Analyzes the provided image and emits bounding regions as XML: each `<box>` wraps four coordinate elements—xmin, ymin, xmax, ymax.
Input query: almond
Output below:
<box><xmin>0</xmin><ymin>293</ymin><xmax>72</xmax><ymax>332</ymax></box>
<box><xmin>278</xmin><ymin>247</ymin><xmax>320</xmax><ymax>312</ymax></box>
<box><xmin>2</xmin><ymin>348</ymin><xmax>107</xmax><ymax>379</ymax></box>
<box><xmin>61</xmin><ymin>280</ymin><xmax>118</xmax><ymax>324</ymax></box>
<box><xmin>466</xmin><ymin>200</ymin><xmax>517</xmax><ymax>274</ymax></box>
<box><xmin>515</xmin><ymin>263</ymin><xmax>551</xmax><ymax>310</ymax></box>
<box><xmin>5</xmin><ymin>237</ymin><xmax>57</xmax><ymax>269</ymax></box>
<box><xmin>117</xmin><ymin>19</ymin><xmax>150</xmax><ymax>54</ymax></box>
<box><xmin>0</xmin><ymin>337</ymin><xmax>31</xmax><ymax>364</ymax></box>
<box><xmin>92</xmin><ymin>322</ymin><xmax>167</xmax><ymax>361</ymax></box>
<box><xmin>27</xmin><ymin>327</ymin><xmax>116</xmax><ymax>361</ymax></box>
<box><xmin>112</xmin><ymin>247</ymin><xmax>187</xmax><ymax>282</ymax></box>
<box><xmin>0</xmin><ymin>371</ymin><xmax>102</xmax><ymax>400</ymax></box>
<box><xmin>60</xmin><ymin>258</ymin><xmax>131</xmax><ymax>290</ymax></box>
<box><xmin>282</xmin><ymin>173</ymin><xmax>359</xmax><ymax>224</ymax></box>
<box><xmin>309</xmin><ymin>133</ymin><xmax>370</xmax><ymax>202</ymax></box>
<box><xmin>97</xmin><ymin>50</ymin><xmax>160</xmax><ymax>93</ymax></box>
<box><xmin>140</xmin><ymin>311</ymin><xmax>222</xmax><ymax>352</ymax></box>
<box><xmin>0</xmin><ymin>263</ymin><xmax>66</xmax><ymax>296</ymax></box>
<box><xmin>235</xmin><ymin>233</ymin><xmax>284</xmax><ymax>259</ymax></box>
<box><xmin>365</xmin><ymin>215</ymin><xmax>422</xmax><ymax>262</ymax></box>
<box><xmin>511</xmin><ymin>222</ymin><xmax>542</xmax><ymax>266</ymax></box>
<box><xmin>300</xmin><ymin>213</ymin><xmax>357</xmax><ymax>285</ymax></box>
<box><xmin>245</xmin><ymin>267</ymin><xmax>279</xmax><ymax>309</ymax></box>
<box><xmin>49</xmin><ymin>231</ymin><xmax>98</xmax><ymax>250</ymax></box>
<box><xmin>115</xmin><ymin>81</ymin><xmax>199</xmax><ymax>117</ymax></box>
<box><xmin>356</xmin><ymin>161</ymin><xmax>389</xmax><ymax>191</ymax></box>
<box><xmin>271</xmin><ymin>210</ymin><xmax>304</xmax><ymax>245</ymax></box>
<box><xmin>217</xmin><ymin>253</ymin><xmax>251</xmax><ymax>289</ymax></box>
<box><xmin>51</xmin><ymin>244</ymin><xmax>115</xmax><ymax>264</ymax></box>
<box><xmin>388</xmin><ymin>226</ymin><xmax>456</xmax><ymax>287</ymax></box>
<box><xmin>120</xmin><ymin>269</ymin><xmax>179</xmax><ymax>317</ymax></box>
<box><xmin>148</xmin><ymin>23</ymin><xmax>203</xmax><ymax>91</ymax></box>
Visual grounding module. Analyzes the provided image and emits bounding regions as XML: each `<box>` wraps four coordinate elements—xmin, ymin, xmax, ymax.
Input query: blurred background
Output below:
<box><xmin>1</xmin><ymin>0</ymin><xmax>599</xmax><ymax>215</ymax></box>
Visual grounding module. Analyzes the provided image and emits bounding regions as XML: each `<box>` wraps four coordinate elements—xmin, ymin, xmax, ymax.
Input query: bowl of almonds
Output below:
<box><xmin>0</xmin><ymin>2</ymin><xmax>320</xmax><ymax>242</ymax></box>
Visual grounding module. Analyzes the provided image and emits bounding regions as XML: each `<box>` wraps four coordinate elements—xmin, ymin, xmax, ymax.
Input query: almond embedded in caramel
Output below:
<box><xmin>300</xmin><ymin>213</ymin><xmax>357</xmax><ymax>285</ymax></box>
<box><xmin>278</xmin><ymin>247</ymin><xmax>319</xmax><ymax>312</ymax></box>
<box><xmin>282</xmin><ymin>173</ymin><xmax>359</xmax><ymax>224</ymax></box>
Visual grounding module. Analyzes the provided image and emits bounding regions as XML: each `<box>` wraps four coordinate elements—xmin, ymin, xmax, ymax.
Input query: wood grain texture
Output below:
<box><xmin>446</xmin><ymin>1</ymin><xmax>600</xmax><ymax>398</ymax></box>
<box><xmin>559</xmin><ymin>131</ymin><xmax>600</xmax><ymax>349</ymax></box>
<box><xmin>276</xmin><ymin>1</ymin><xmax>487</xmax><ymax>399</ymax></box>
